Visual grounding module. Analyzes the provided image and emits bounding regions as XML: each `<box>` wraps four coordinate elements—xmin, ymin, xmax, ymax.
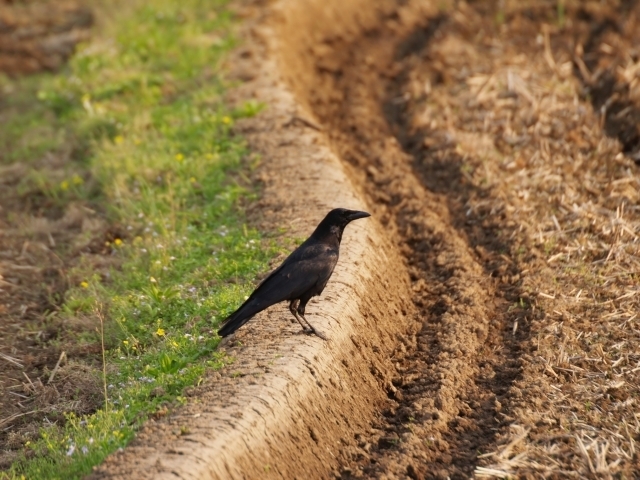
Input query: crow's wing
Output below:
<box><xmin>217</xmin><ymin>243</ymin><xmax>338</xmax><ymax>337</ymax></box>
<box><xmin>255</xmin><ymin>251</ymin><xmax>336</xmax><ymax>302</ymax></box>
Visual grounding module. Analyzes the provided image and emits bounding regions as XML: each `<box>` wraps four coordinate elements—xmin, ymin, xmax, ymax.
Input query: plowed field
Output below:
<box><xmin>277</xmin><ymin>0</ymin><xmax>640</xmax><ymax>477</ymax></box>
<box><xmin>7</xmin><ymin>0</ymin><xmax>640</xmax><ymax>478</ymax></box>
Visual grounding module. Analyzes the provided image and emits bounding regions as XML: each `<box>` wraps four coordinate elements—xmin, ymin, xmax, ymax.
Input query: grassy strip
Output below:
<box><xmin>3</xmin><ymin>0</ymin><xmax>272</xmax><ymax>478</ymax></box>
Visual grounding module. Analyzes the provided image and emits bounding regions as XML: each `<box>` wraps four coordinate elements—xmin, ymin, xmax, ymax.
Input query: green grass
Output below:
<box><xmin>2</xmin><ymin>0</ymin><xmax>272</xmax><ymax>478</ymax></box>
<box><xmin>0</xmin><ymin>89</ymin><xmax>65</xmax><ymax>166</ymax></box>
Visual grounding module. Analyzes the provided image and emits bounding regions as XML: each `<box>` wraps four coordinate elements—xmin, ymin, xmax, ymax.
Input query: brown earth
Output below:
<box><xmin>0</xmin><ymin>1</ymin><xmax>93</xmax><ymax>75</ymax></box>
<box><xmin>10</xmin><ymin>0</ymin><xmax>640</xmax><ymax>478</ymax></box>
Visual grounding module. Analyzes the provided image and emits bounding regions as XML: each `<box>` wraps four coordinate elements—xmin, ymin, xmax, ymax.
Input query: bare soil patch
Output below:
<box><xmin>0</xmin><ymin>1</ymin><xmax>93</xmax><ymax>75</ymax></box>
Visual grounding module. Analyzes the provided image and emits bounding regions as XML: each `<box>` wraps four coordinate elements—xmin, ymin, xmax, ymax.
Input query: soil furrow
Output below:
<box><xmin>323</xmin><ymin>1</ymin><xmax>639</xmax><ymax>476</ymax></box>
<box><xmin>294</xmin><ymin>6</ymin><xmax>533</xmax><ymax>477</ymax></box>
<box><xmin>381</xmin><ymin>19</ymin><xmax>535</xmax><ymax>477</ymax></box>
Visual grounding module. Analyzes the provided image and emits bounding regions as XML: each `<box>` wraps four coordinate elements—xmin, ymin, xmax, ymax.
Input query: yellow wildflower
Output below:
<box><xmin>114</xmin><ymin>135</ymin><xmax>124</xmax><ymax>145</ymax></box>
<box><xmin>114</xmin><ymin>238</ymin><xmax>123</xmax><ymax>247</ymax></box>
<box><xmin>156</xmin><ymin>328</ymin><xmax>165</xmax><ymax>337</ymax></box>
<box><xmin>80</xmin><ymin>281</ymin><xmax>89</xmax><ymax>289</ymax></box>
<box><xmin>175</xmin><ymin>153</ymin><xmax>184</xmax><ymax>162</ymax></box>
<box><xmin>222</xmin><ymin>116</ymin><xmax>232</xmax><ymax>125</ymax></box>
<box><xmin>60</xmin><ymin>180</ymin><xmax>69</xmax><ymax>191</ymax></box>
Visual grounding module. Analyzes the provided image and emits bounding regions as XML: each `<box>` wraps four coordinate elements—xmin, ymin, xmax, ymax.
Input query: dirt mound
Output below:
<box><xmin>91</xmin><ymin>0</ymin><xmax>640</xmax><ymax>478</ymax></box>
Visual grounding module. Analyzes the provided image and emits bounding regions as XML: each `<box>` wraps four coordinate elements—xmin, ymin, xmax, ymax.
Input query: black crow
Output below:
<box><xmin>217</xmin><ymin>208</ymin><xmax>371</xmax><ymax>340</ymax></box>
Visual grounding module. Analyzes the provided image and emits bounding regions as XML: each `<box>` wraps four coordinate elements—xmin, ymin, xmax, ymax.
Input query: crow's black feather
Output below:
<box><xmin>217</xmin><ymin>208</ymin><xmax>370</xmax><ymax>340</ymax></box>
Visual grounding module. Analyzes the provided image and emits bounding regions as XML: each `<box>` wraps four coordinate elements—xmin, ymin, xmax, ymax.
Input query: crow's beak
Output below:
<box><xmin>346</xmin><ymin>210</ymin><xmax>371</xmax><ymax>222</ymax></box>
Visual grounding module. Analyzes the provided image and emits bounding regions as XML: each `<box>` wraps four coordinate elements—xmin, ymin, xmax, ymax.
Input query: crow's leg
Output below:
<box><xmin>288</xmin><ymin>299</ymin><xmax>301</xmax><ymax>324</ymax></box>
<box><xmin>289</xmin><ymin>300</ymin><xmax>311</xmax><ymax>331</ymax></box>
<box><xmin>297</xmin><ymin>300</ymin><xmax>328</xmax><ymax>341</ymax></box>
<box><xmin>299</xmin><ymin>313</ymin><xmax>328</xmax><ymax>341</ymax></box>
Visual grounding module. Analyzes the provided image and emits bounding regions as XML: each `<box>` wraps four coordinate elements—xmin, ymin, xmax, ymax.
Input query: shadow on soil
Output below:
<box><xmin>573</xmin><ymin>1</ymin><xmax>640</xmax><ymax>164</ymax></box>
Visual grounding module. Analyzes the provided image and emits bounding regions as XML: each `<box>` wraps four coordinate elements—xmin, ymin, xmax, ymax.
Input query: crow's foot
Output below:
<box><xmin>305</xmin><ymin>328</ymin><xmax>328</xmax><ymax>341</ymax></box>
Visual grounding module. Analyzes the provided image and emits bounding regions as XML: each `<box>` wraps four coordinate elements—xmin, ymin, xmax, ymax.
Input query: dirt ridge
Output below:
<box><xmin>89</xmin><ymin>0</ymin><xmax>417</xmax><ymax>478</ymax></box>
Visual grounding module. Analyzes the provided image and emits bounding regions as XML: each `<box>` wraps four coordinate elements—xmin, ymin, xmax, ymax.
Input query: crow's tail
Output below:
<box><xmin>217</xmin><ymin>299</ymin><xmax>261</xmax><ymax>337</ymax></box>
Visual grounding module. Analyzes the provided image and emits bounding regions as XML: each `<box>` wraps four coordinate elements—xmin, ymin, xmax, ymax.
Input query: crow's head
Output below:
<box><xmin>313</xmin><ymin>208</ymin><xmax>371</xmax><ymax>242</ymax></box>
<box><xmin>327</xmin><ymin>208</ymin><xmax>371</xmax><ymax>226</ymax></box>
